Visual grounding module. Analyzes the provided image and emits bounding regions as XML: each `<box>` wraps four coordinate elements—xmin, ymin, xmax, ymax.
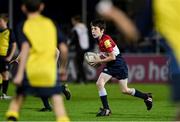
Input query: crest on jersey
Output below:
<box><xmin>104</xmin><ymin>40</ymin><xmax>111</xmax><ymax>48</ymax></box>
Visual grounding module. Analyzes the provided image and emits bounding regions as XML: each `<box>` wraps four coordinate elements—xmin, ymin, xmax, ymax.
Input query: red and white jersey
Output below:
<box><xmin>98</xmin><ymin>34</ymin><xmax>120</xmax><ymax>57</ymax></box>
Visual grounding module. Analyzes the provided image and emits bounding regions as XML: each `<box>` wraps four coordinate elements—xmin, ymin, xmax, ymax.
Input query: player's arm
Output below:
<box><xmin>97</xmin><ymin>1</ymin><xmax>139</xmax><ymax>41</ymax></box>
<box><xmin>5</xmin><ymin>31</ymin><xmax>17</xmax><ymax>62</ymax></box>
<box><xmin>13</xmin><ymin>22</ymin><xmax>30</xmax><ymax>85</ymax></box>
<box><xmin>13</xmin><ymin>42</ymin><xmax>30</xmax><ymax>85</ymax></box>
<box><xmin>90</xmin><ymin>52</ymin><xmax>115</xmax><ymax>66</ymax></box>
<box><xmin>56</xmin><ymin>48</ymin><xmax>60</xmax><ymax>62</ymax></box>
<box><xmin>6</xmin><ymin>42</ymin><xmax>17</xmax><ymax>62</ymax></box>
<box><xmin>58</xmin><ymin>42</ymin><xmax>68</xmax><ymax>73</ymax></box>
<box><xmin>99</xmin><ymin>52</ymin><xmax>115</xmax><ymax>63</ymax></box>
<box><xmin>55</xmin><ymin>22</ymin><xmax>69</xmax><ymax>80</ymax></box>
<box><xmin>58</xmin><ymin>42</ymin><xmax>68</xmax><ymax>81</ymax></box>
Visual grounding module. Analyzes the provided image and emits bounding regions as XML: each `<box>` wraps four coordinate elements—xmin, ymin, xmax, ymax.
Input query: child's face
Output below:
<box><xmin>0</xmin><ymin>18</ymin><xmax>7</xmax><ymax>29</ymax></box>
<box><xmin>91</xmin><ymin>26</ymin><xmax>104</xmax><ymax>39</ymax></box>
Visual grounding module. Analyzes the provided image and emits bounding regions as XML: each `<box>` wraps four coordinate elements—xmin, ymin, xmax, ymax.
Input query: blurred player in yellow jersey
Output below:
<box><xmin>6</xmin><ymin>0</ymin><xmax>69</xmax><ymax>121</ymax></box>
<box><xmin>153</xmin><ymin>0</ymin><xmax>180</xmax><ymax>120</ymax></box>
<box><xmin>0</xmin><ymin>13</ymin><xmax>17</xmax><ymax>99</ymax></box>
<box><xmin>97</xmin><ymin>0</ymin><xmax>180</xmax><ymax>120</ymax></box>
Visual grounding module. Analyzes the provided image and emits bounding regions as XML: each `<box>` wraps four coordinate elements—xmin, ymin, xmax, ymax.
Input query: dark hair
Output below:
<box><xmin>22</xmin><ymin>0</ymin><xmax>42</xmax><ymax>12</ymax></box>
<box><xmin>90</xmin><ymin>19</ymin><xmax>106</xmax><ymax>31</ymax></box>
<box><xmin>0</xmin><ymin>13</ymin><xmax>8</xmax><ymax>22</ymax></box>
<box><xmin>72</xmin><ymin>15</ymin><xmax>82</xmax><ymax>22</ymax></box>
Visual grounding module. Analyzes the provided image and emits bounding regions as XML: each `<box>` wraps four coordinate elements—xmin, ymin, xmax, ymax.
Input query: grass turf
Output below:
<box><xmin>0</xmin><ymin>83</ymin><xmax>176</xmax><ymax>121</ymax></box>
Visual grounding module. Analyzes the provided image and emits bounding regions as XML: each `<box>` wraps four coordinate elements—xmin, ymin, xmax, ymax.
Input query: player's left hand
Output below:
<box><xmin>89</xmin><ymin>59</ymin><xmax>100</xmax><ymax>67</ymax></box>
<box><xmin>89</xmin><ymin>62</ymin><xmax>97</xmax><ymax>67</ymax></box>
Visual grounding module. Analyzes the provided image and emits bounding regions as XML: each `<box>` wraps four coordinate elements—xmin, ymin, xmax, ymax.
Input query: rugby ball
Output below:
<box><xmin>84</xmin><ymin>52</ymin><xmax>101</xmax><ymax>67</ymax></box>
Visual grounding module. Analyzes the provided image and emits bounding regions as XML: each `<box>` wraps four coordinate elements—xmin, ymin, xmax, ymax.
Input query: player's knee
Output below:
<box><xmin>2</xmin><ymin>77</ymin><xmax>8</xmax><ymax>81</ymax></box>
<box><xmin>3</xmin><ymin>77</ymin><xmax>9</xmax><ymax>80</ymax></box>
<box><xmin>2</xmin><ymin>73</ymin><xmax>9</xmax><ymax>80</ymax></box>
<box><xmin>96</xmin><ymin>81</ymin><xmax>104</xmax><ymax>88</ymax></box>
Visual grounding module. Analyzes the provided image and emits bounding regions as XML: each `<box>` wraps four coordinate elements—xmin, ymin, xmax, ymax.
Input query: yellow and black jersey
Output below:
<box><xmin>17</xmin><ymin>15</ymin><xmax>63</xmax><ymax>87</ymax></box>
<box><xmin>0</xmin><ymin>29</ymin><xmax>16</xmax><ymax>57</ymax></box>
<box><xmin>153</xmin><ymin>0</ymin><xmax>180</xmax><ymax>64</ymax></box>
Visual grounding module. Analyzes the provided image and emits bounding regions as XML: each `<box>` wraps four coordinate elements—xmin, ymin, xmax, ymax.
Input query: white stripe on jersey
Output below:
<box><xmin>100</xmin><ymin>45</ymin><xmax>120</xmax><ymax>57</ymax></box>
<box><xmin>112</xmin><ymin>45</ymin><xmax>120</xmax><ymax>56</ymax></box>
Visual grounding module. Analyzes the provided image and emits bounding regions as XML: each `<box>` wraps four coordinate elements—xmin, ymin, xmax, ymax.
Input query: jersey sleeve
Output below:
<box><xmin>9</xmin><ymin>30</ymin><xmax>16</xmax><ymax>43</ymax></box>
<box><xmin>16</xmin><ymin>22</ymin><xmax>30</xmax><ymax>49</ymax></box>
<box><xmin>53</xmin><ymin>21</ymin><xmax>66</xmax><ymax>44</ymax></box>
<box><xmin>103</xmin><ymin>39</ymin><xmax>113</xmax><ymax>53</ymax></box>
<box><xmin>57</xmin><ymin>25</ymin><xmax>66</xmax><ymax>44</ymax></box>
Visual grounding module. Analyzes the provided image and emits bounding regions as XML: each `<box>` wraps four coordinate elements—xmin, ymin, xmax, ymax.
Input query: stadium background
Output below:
<box><xmin>0</xmin><ymin>0</ymin><xmax>168</xmax><ymax>83</ymax></box>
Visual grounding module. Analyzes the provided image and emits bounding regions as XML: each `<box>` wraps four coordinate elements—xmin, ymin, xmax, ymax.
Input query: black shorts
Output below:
<box><xmin>16</xmin><ymin>73</ymin><xmax>62</xmax><ymax>97</ymax></box>
<box><xmin>0</xmin><ymin>56</ymin><xmax>9</xmax><ymax>73</ymax></box>
<box><xmin>102</xmin><ymin>54</ymin><xmax>128</xmax><ymax>80</ymax></box>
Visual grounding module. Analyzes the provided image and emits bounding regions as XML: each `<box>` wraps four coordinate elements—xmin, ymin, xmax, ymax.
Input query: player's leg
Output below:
<box><xmin>39</xmin><ymin>97</ymin><xmax>52</xmax><ymax>111</ymax></box>
<box><xmin>1</xmin><ymin>71</ymin><xmax>11</xmax><ymax>99</ymax></box>
<box><xmin>61</xmin><ymin>84</ymin><xmax>71</xmax><ymax>100</ymax></box>
<box><xmin>118</xmin><ymin>78</ymin><xmax>153</xmax><ymax>110</ymax></box>
<box><xmin>96</xmin><ymin>72</ymin><xmax>112</xmax><ymax>116</ymax></box>
<box><xmin>175</xmin><ymin>104</ymin><xmax>180</xmax><ymax>121</ymax></box>
<box><xmin>76</xmin><ymin>51</ymin><xmax>86</xmax><ymax>83</ymax></box>
<box><xmin>1</xmin><ymin>58</ymin><xmax>11</xmax><ymax>99</ymax></box>
<box><xmin>39</xmin><ymin>84</ymin><xmax>71</xmax><ymax>112</ymax></box>
<box><xmin>6</xmin><ymin>95</ymin><xmax>24</xmax><ymax>121</ymax></box>
<box><xmin>51</xmin><ymin>94</ymin><xmax>70</xmax><ymax>122</ymax></box>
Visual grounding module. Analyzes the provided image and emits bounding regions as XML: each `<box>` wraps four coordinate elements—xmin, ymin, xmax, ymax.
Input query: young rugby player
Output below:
<box><xmin>90</xmin><ymin>19</ymin><xmax>153</xmax><ymax>117</ymax></box>
<box><xmin>97</xmin><ymin>0</ymin><xmax>180</xmax><ymax>120</ymax></box>
<box><xmin>0</xmin><ymin>13</ymin><xmax>17</xmax><ymax>99</ymax></box>
<box><xmin>6</xmin><ymin>0</ymin><xmax>69</xmax><ymax>121</ymax></box>
<box><xmin>14</xmin><ymin>39</ymin><xmax>71</xmax><ymax>112</ymax></box>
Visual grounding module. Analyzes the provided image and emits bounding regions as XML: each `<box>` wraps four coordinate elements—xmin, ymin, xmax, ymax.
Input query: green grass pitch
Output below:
<box><xmin>0</xmin><ymin>83</ymin><xmax>176</xmax><ymax>121</ymax></box>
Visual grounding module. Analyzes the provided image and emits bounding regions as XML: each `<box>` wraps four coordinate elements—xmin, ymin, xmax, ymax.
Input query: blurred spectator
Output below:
<box><xmin>70</xmin><ymin>15</ymin><xmax>90</xmax><ymax>83</ymax></box>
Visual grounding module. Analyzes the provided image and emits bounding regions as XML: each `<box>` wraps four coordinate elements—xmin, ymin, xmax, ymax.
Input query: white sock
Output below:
<box><xmin>98</xmin><ymin>88</ymin><xmax>107</xmax><ymax>96</ymax></box>
<box><xmin>130</xmin><ymin>88</ymin><xmax>136</xmax><ymax>96</ymax></box>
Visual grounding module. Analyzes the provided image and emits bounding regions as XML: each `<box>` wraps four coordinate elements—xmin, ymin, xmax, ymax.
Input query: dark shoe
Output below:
<box><xmin>62</xmin><ymin>84</ymin><xmax>71</xmax><ymax>100</ymax></box>
<box><xmin>144</xmin><ymin>93</ymin><xmax>153</xmax><ymax>110</ymax></box>
<box><xmin>39</xmin><ymin>107</ymin><xmax>52</xmax><ymax>112</ymax></box>
<box><xmin>96</xmin><ymin>107</ymin><xmax>111</xmax><ymax>117</ymax></box>
<box><xmin>7</xmin><ymin>116</ymin><xmax>17</xmax><ymax>121</ymax></box>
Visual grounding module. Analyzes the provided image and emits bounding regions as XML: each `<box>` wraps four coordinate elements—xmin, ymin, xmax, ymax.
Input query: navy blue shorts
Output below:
<box><xmin>102</xmin><ymin>54</ymin><xmax>128</xmax><ymax>80</ymax></box>
<box><xmin>16</xmin><ymin>73</ymin><xmax>62</xmax><ymax>97</ymax></box>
